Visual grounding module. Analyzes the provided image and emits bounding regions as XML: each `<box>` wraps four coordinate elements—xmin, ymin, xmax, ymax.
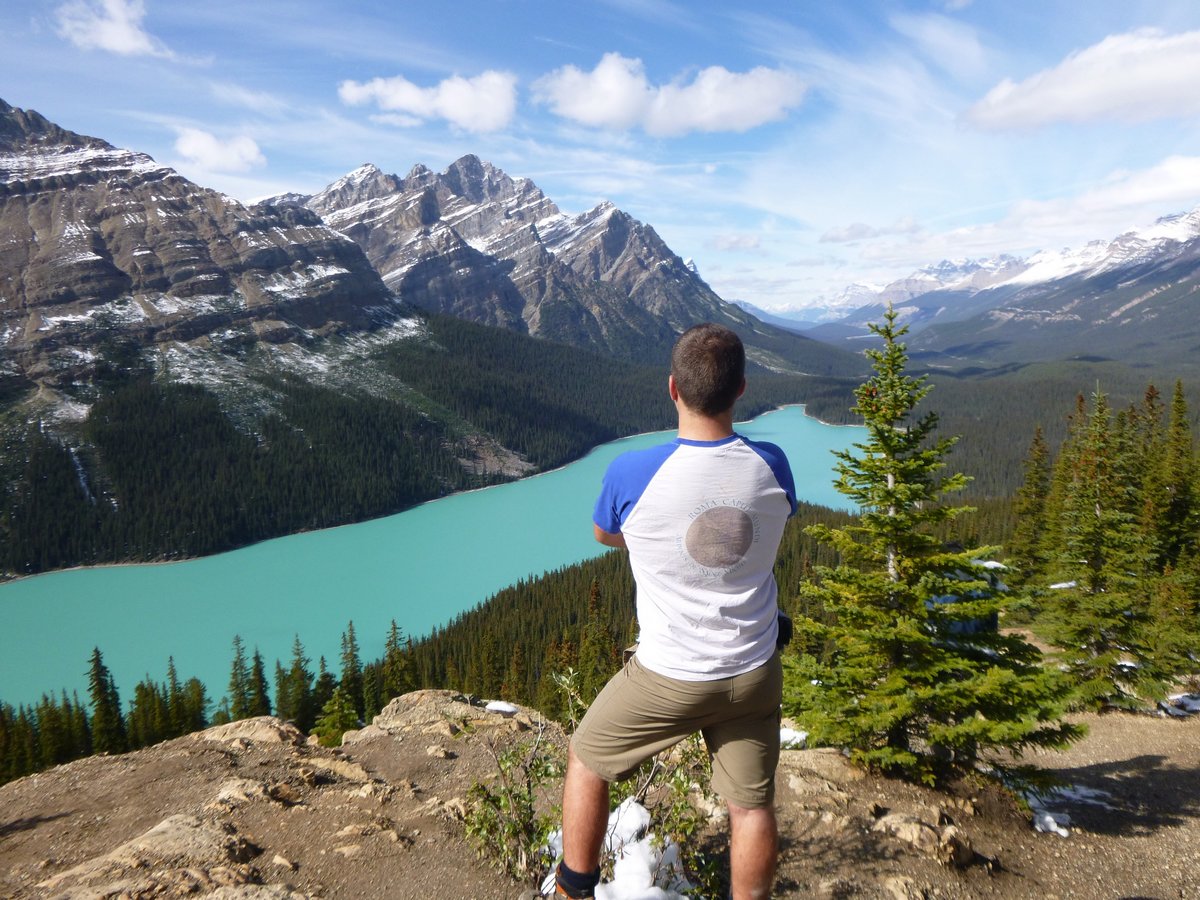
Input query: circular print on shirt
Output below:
<box><xmin>685</xmin><ymin>506</ymin><xmax>754</xmax><ymax>569</ymax></box>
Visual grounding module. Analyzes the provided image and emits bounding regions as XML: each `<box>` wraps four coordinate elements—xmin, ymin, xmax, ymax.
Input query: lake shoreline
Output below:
<box><xmin>0</xmin><ymin>402</ymin><xmax>854</xmax><ymax>589</ymax></box>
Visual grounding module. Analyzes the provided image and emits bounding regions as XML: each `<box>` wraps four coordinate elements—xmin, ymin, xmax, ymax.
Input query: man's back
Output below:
<box><xmin>593</xmin><ymin>433</ymin><xmax>796</xmax><ymax>680</ymax></box>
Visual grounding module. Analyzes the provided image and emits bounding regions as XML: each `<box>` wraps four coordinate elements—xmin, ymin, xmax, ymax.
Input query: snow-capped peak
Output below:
<box><xmin>333</xmin><ymin>163</ymin><xmax>383</xmax><ymax>188</ymax></box>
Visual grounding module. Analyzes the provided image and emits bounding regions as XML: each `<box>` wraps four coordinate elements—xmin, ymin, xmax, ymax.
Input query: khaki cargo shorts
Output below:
<box><xmin>571</xmin><ymin>651</ymin><xmax>783</xmax><ymax>809</ymax></box>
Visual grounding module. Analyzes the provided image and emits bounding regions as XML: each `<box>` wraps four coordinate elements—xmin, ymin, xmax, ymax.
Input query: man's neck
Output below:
<box><xmin>676</xmin><ymin>407</ymin><xmax>736</xmax><ymax>442</ymax></box>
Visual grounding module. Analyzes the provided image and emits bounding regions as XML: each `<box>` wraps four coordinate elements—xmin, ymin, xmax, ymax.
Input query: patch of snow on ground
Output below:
<box><xmin>149</xmin><ymin>294</ymin><xmax>236</xmax><ymax>316</ymax></box>
<box><xmin>780</xmin><ymin>727</ymin><xmax>808</xmax><ymax>749</ymax></box>
<box><xmin>38</xmin><ymin>313</ymin><xmax>94</xmax><ymax>331</ymax></box>
<box><xmin>1032</xmin><ymin>808</ymin><xmax>1071</xmax><ymax>837</ymax></box>
<box><xmin>484</xmin><ymin>701</ymin><xmax>518</xmax><ymax>715</ymax></box>
<box><xmin>50</xmin><ymin>399</ymin><xmax>92</xmax><ymax>423</ymax></box>
<box><xmin>1028</xmin><ymin>783</ymin><xmax>1117</xmax><ymax>838</ymax></box>
<box><xmin>260</xmin><ymin>265</ymin><xmax>349</xmax><ymax>298</ymax></box>
<box><xmin>541</xmin><ymin>798</ymin><xmax>691</xmax><ymax>899</ymax></box>
<box><xmin>54</xmin><ymin>251</ymin><xmax>105</xmax><ymax>267</ymax></box>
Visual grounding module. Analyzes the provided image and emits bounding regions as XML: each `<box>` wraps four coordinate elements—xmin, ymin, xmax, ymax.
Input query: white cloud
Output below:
<box><xmin>967</xmin><ymin>28</ymin><xmax>1200</xmax><ymax>129</ymax></box>
<box><xmin>55</xmin><ymin>0</ymin><xmax>172</xmax><ymax>58</ymax></box>
<box><xmin>173</xmin><ymin>127</ymin><xmax>266</xmax><ymax>173</ymax></box>
<box><xmin>209</xmin><ymin>82</ymin><xmax>288</xmax><ymax>115</ymax></box>
<box><xmin>709</xmin><ymin>233</ymin><xmax>762</xmax><ymax>252</ymax></box>
<box><xmin>533</xmin><ymin>53</ymin><xmax>806</xmax><ymax>137</ymax></box>
<box><xmin>821</xmin><ymin>218</ymin><xmax>921</xmax><ymax>243</ymax></box>
<box><xmin>338</xmin><ymin>71</ymin><xmax>518</xmax><ymax>133</ymax></box>
<box><xmin>1007</xmin><ymin>155</ymin><xmax>1200</xmax><ymax>231</ymax></box>
<box><xmin>855</xmin><ymin>156</ymin><xmax>1200</xmax><ymax>267</ymax></box>
<box><xmin>890</xmin><ymin>13</ymin><xmax>986</xmax><ymax>78</ymax></box>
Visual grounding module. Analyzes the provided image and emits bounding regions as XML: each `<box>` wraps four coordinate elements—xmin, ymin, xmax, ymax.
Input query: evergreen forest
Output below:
<box><xmin>3</xmin><ymin>311</ymin><xmax>1200</xmax><ymax>789</ymax></box>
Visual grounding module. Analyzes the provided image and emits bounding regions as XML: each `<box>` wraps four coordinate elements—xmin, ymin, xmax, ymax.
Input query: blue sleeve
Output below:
<box><xmin>593</xmin><ymin>443</ymin><xmax>679</xmax><ymax>533</ymax></box>
<box><xmin>746</xmin><ymin>439</ymin><xmax>798</xmax><ymax>516</ymax></box>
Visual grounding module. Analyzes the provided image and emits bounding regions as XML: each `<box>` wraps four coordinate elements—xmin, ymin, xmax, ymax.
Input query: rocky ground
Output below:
<box><xmin>1</xmin><ymin>690</ymin><xmax>1198</xmax><ymax>899</ymax></box>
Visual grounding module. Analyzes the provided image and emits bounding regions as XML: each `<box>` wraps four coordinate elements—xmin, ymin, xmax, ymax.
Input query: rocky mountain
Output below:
<box><xmin>286</xmin><ymin>156</ymin><xmax>860</xmax><ymax>374</ymax></box>
<box><xmin>0</xmin><ymin>99</ymin><xmax>399</xmax><ymax>396</ymax></box>
<box><xmin>799</xmin><ymin>209</ymin><xmax>1200</xmax><ymax>373</ymax></box>
<box><xmin>0</xmin><ymin>99</ymin><xmax>865</xmax><ymax>578</ymax></box>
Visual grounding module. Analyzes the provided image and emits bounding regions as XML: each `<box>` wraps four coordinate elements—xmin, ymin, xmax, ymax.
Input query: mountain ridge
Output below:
<box><xmin>792</xmin><ymin>206</ymin><xmax>1200</xmax><ymax>371</ymax></box>
<box><xmin>285</xmin><ymin>153</ymin><xmax>862</xmax><ymax>374</ymax></box>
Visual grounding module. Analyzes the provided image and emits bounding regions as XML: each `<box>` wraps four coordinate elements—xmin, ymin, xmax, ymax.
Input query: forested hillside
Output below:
<box><xmin>6</xmin><ymin>364</ymin><xmax>1200</xmax><ymax>786</ymax></box>
<box><xmin>0</xmin><ymin>312</ymin><xmax>857</xmax><ymax>577</ymax></box>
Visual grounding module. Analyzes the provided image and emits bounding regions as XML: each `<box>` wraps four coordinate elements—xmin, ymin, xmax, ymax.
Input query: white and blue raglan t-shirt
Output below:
<box><xmin>593</xmin><ymin>433</ymin><xmax>797</xmax><ymax>681</ymax></box>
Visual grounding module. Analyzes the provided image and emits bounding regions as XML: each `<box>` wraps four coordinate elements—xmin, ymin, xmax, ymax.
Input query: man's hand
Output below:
<box><xmin>594</xmin><ymin>524</ymin><xmax>627</xmax><ymax>549</ymax></box>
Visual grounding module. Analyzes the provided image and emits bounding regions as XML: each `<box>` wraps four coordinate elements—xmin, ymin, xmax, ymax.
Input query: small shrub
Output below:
<box><xmin>464</xmin><ymin>724</ymin><xmax>561</xmax><ymax>883</ymax></box>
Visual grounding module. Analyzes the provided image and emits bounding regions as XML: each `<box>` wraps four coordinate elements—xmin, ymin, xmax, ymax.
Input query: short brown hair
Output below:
<box><xmin>671</xmin><ymin>323</ymin><xmax>745</xmax><ymax>415</ymax></box>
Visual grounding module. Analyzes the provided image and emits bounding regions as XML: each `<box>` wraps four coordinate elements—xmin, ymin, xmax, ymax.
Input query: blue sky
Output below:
<box><xmin>5</xmin><ymin>0</ymin><xmax>1200</xmax><ymax>311</ymax></box>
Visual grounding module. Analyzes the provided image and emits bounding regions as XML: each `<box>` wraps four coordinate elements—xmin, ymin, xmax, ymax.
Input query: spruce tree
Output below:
<box><xmin>275</xmin><ymin>637</ymin><xmax>315</xmax><ymax>731</ymax></box>
<box><xmin>787</xmin><ymin>307</ymin><xmax>1080</xmax><ymax>783</ymax></box>
<box><xmin>312</xmin><ymin>657</ymin><xmax>337</xmax><ymax>726</ymax></box>
<box><xmin>339</xmin><ymin>622</ymin><xmax>364</xmax><ymax>719</ymax></box>
<box><xmin>577</xmin><ymin>579</ymin><xmax>617</xmax><ymax>701</ymax></box>
<box><xmin>69</xmin><ymin>691</ymin><xmax>91</xmax><ymax>757</ymax></box>
<box><xmin>501</xmin><ymin>641</ymin><xmax>529</xmax><ymax>704</ymax></box>
<box><xmin>1007</xmin><ymin>426</ymin><xmax>1052</xmax><ymax>590</ymax></box>
<box><xmin>311</xmin><ymin>686</ymin><xmax>360</xmax><ymax>748</ymax></box>
<box><xmin>87</xmin><ymin>647</ymin><xmax>126</xmax><ymax>755</ymax></box>
<box><xmin>1145</xmin><ymin>381</ymin><xmax>1196</xmax><ymax>571</ymax></box>
<box><xmin>165</xmin><ymin>657</ymin><xmax>188</xmax><ymax>737</ymax></box>
<box><xmin>248</xmin><ymin>650</ymin><xmax>272</xmax><ymax>717</ymax></box>
<box><xmin>1039</xmin><ymin>391</ymin><xmax>1159</xmax><ymax>709</ymax></box>
<box><xmin>35</xmin><ymin>693</ymin><xmax>70</xmax><ymax>768</ymax></box>
<box><xmin>227</xmin><ymin>636</ymin><xmax>252</xmax><ymax>721</ymax></box>
<box><xmin>381</xmin><ymin>620</ymin><xmax>414</xmax><ymax>702</ymax></box>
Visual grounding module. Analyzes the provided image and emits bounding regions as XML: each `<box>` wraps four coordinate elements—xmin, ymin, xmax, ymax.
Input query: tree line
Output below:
<box><xmin>4</xmin><ymin>312</ymin><xmax>1199</xmax><ymax>790</ymax></box>
<box><xmin>1005</xmin><ymin>380</ymin><xmax>1200</xmax><ymax>708</ymax></box>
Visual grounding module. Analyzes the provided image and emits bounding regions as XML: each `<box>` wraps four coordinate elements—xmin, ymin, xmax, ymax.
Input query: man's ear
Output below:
<box><xmin>736</xmin><ymin>377</ymin><xmax>747</xmax><ymax>399</ymax></box>
<box><xmin>668</xmin><ymin>374</ymin><xmax>680</xmax><ymax>401</ymax></box>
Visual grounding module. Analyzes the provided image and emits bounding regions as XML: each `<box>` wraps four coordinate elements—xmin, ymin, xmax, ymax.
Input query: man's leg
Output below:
<box><xmin>727</xmin><ymin>801</ymin><xmax>777</xmax><ymax>900</ymax></box>
<box><xmin>558</xmin><ymin>745</ymin><xmax>609</xmax><ymax>895</ymax></box>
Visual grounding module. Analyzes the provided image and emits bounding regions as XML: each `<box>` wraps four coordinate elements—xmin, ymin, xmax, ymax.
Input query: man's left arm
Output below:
<box><xmin>593</xmin><ymin>523</ymin><xmax>627</xmax><ymax>549</ymax></box>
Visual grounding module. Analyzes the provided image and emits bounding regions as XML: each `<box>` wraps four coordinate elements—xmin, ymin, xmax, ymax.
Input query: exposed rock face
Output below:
<box><xmin>297</xmin><ymin>156</ymin><xmax>770</xmax><ymax>362</ymax></box>
<box><xmin>0</xmin><ymin>98</ymin><xmax>395</xmax><ymax>389</ymax></box>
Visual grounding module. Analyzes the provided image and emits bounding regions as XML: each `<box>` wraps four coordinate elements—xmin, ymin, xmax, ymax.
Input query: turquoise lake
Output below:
<box><xmin>0</xmin><ymin>405</ymin><xmax>863</xmax><ymax>709</ymax></box>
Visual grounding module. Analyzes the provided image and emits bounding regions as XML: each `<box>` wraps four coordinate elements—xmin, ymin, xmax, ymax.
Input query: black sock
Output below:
<box><xmin>555</xmin><ymin>861</ymin><xmax>601</xmax><ymax>898</ymax></box>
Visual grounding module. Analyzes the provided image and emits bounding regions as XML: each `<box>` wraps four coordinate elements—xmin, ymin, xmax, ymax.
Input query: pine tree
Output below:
<box><xmin>311</xmin><ymin>686</ymin><xmax>360</xmax><ymax>748</ymax></box>
<box><xmin>1007</xmin><ymin>427</ymin><xmax>1052</xmax><ymax>590</ymax></box>
<box><xmin>128</xmin><ymin>676</ymin><xmax>168</xmax><ymax>749</ymax></box>
<box><xmin>35</xmin><ymin>694</ymin><xmax>67</xmax><ymax>769</ymax></box>
<box><xmin>312</xmin><ymin>657</ymin><xmax>337</xmax><ymax>726</ymax></box>
<box><xmin>381</xmin><ymin>620</ymin><xmax>414</xmax><ymax>702</ymax></box>
<box><xmin>361</xmin><ymin>664</ymin><xmax>384</xmax><ymax>720</ymax></box>
<box><xmin>339</xmin><ymin>622</ymin><xmax>364</xmax><ymax>719</ymax></box>
<box><xmin>69</xmin><ymin>691</ymin><xmax>91</xmax><ymax>757</ymax></box>
<box><xmin>1145</xmin><ymin>381</ymin><xmax>1196</xmax><ymax>571</ymax></box>
<box><xmin>87</xmin><ymin>647</ymin><xmax>126</xmax><ymax>755</ymax></box>
<box><xmin>788</xmin><ymin>306</ymin><xmax>1080</xmax><ymax>783</ymax></box>
<box><xmin>12</xmin><ymin>706</ymin><xmax>37</xmax><ymax>779</ymax></box>
<box><xmin>227</xmin><ymin>636</ymin><xmax>252</xmax><ymax>721</ymax></box>
<box><xmin>275</xmin><ymin>637</ymin><xmax>315</xmax><ymax>731</ymax></box>
<box><xmin>500</xmin><ymin>641</ymin><xmax>529</xmax><ymax>704</ymax></box>
<box><xmin>577</xmin><ymin>579</ymin><xmax>617</xmax><ymax>701</ymax></box>
<box><xmin>165</xmin><ymin>657</ymin><xmax>188</xmax><ymax>737</ymax></box>
<box><xmin>248</xmin><ymin>650</ymin><xmax>272</xmax><ymax>717</ymax></box>
<box><xmin>1039</xmin><ymin>391</ymin><xmax>1158</xmax><ymax>709</ymax></box>
<box><xmin>535</xmin><ymin>637</ymin><xmax>564</xmax><ymax>719</ymax></box>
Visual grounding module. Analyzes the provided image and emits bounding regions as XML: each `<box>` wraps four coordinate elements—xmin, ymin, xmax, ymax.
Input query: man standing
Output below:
<box><xmin>555</xmin><ymin>323</ymin><xmax>797</xmax><ymax>900</ymax></box>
